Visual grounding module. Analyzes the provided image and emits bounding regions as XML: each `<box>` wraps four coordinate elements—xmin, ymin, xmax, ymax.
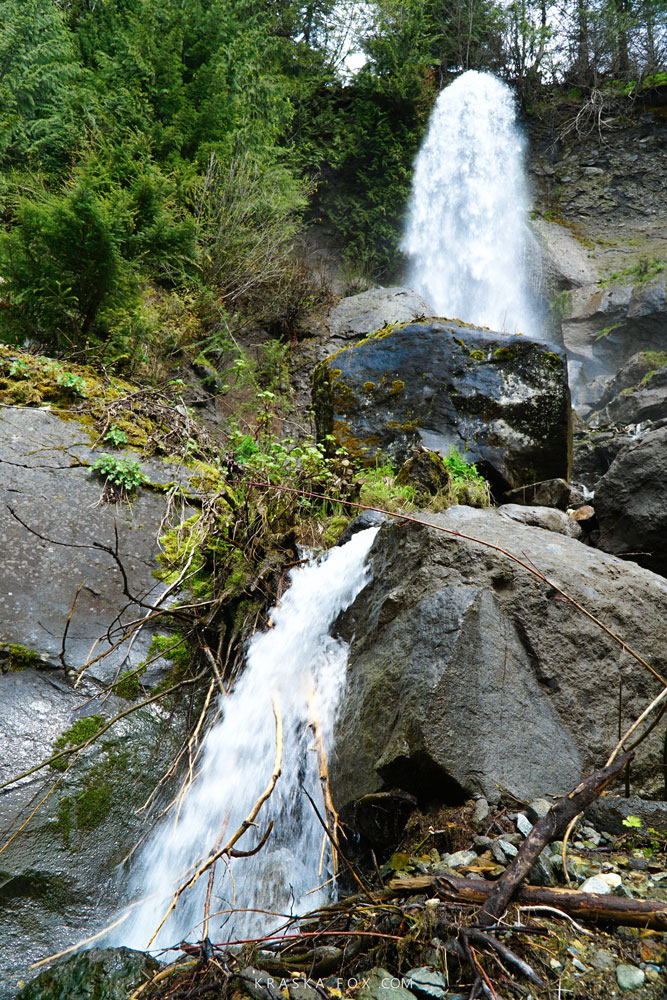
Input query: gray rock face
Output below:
<box><xmin>0</xmin><ymin>405</ymin><xmax>186</xmax><ymax>682</ymax></box>
<box><xmin>312</xmin><ymin>322</ymin><xmax>571</xmax><ymax>493</ymax></box>
<box><xmin>563</xmin><ymin>276</ymin><xmax>667</xmax><ymax>411</ymax></box>
<box><xmin>595</xmin><ymin>422</ymin><xmax>667</xmax><ymax>577</ymax></box>
<box><xmin>498</xmin><ymin>503</ymin><xmax>582</xmax><ymax>538</ymax></box>
<box><xmin>589</xmin><ymin>351</ymin><xmax>667</xmax><ymax>429</ymax></box>
<box><xmin>0</xmin><ymin>406</ymin><xmax>189</xmax><ymax>994</ymax></box>
<box><xmin>586</xmin><ymin>795</ymin><xmax>667</xmax><ymax>835</ymax></box>
<box><xmin>331</xmin><ymin>507</ymin><xmax>667</xmax><ymax>810</ymax></box>
<box><xmin>326</xmin><ymin>287</ymin><xmax>434</xmax><ymax>343</ymax></box>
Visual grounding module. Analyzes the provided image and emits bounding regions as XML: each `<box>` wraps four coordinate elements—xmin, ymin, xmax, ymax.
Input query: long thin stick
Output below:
<box><xmin>146</xmin><ymin>697</ymin><xmax>283</xmax><ymax>948</ymax></box>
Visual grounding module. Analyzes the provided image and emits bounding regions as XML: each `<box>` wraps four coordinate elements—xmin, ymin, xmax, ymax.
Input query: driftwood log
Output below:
<box><xmin>388</xmin><ymin>750</ymin><xmax>667</xmax><ymax>932</ymax></box>
<box><xmin>480</xmin><ymin>750</ymin><xmax>634</xmax><ymax>923</ymax></box>
<box><xmin>388</xmin><ymin>873</ymin><xmax>667</xmax><ymax>931</ymax></box>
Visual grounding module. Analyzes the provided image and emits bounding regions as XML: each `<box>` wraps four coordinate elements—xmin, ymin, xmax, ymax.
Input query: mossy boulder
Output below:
<box><xmin>17</xmin><ymin>947</ymin><xmax>159</xmax><ymax>1000</ymax></box>
<box><xmin>312</xmin><ymin>321</ymin><xmax>571</xmax><ymax>493</ymax></box>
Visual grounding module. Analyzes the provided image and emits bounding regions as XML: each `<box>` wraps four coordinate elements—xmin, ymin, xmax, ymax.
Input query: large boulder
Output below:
<box><xmin>588</xmin><ymin>350</ymin><xmax>667</xmax><ymax>429</ymax></box>
<box><xmin>17</xmin><ymin>948</ymin><xmax>159</xmax><ymax>1000</ymax></box>
<box><xmin>331</xmin><ymin>506</ymin><xmax>667</xmax><ymax>811</ymax></box>
<box><xmin>312</xmin><ymin>321</ymin><xmax>571</xmax><ymax>493</ymax></box>
<box><xmin>595</xmin><ymin>422</ymin><xmax>667</xmax><ymax>577</ymax></box>
<box><xmin>325</xmin><ymin>287</ymin><xmax>434</xmax><ymax>344</ymax></box>
<box><xmin>0</xmin><ymin>406</ymin><xmax>189</xmax><ymax>995</ymax></box>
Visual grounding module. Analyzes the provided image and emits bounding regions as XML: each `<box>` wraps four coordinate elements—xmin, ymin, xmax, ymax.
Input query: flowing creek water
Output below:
<box><xmin>403</xmin><ymin>70</ymin><xmax>540</xmax><ymax>338</ymax></box>
<box><xmin>113</xmin><ymin>527</ymin><xmax>379</xmax><ymax>952</ymax></box>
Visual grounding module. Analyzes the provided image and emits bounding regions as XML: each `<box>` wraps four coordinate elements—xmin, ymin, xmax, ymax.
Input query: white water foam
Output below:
<box><xmin>403</xmin><ymin>70</ymin><xmax>540</xmax><ymax>338</ymax></box>
<box><xmin>113</xmin><ymin>526</ymin><xmax>378</xmax><ymax>952</ymax></box>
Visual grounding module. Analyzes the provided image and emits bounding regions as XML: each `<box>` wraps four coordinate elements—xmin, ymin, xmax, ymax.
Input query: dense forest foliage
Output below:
<box><xmin>0</xmin><ymin>0</ymin><xmax>665</xmax><ymax>366</ymax></box>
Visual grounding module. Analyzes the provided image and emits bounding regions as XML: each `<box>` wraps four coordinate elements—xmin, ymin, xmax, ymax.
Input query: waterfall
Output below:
<box><xmin>112</xmin><ymin>526</ymin><xmax>378</xmax><ymax>952</ymax></box>
<box><xmin>403</xmin><ymin>70</ymin><xmax>540</xmax><ymax>338</ymax></box>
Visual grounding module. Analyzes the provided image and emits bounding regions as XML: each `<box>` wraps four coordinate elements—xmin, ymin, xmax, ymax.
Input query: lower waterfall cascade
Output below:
<box><xmin>111</xmin><ymin>526</ymin><xmax>379</xmax><ymax>953</ymax></box>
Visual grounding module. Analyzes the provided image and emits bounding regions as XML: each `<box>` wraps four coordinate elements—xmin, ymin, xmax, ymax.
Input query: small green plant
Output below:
<box><xmin>55</xmin><ymin>370</ymin><xmax>87</xmax><ymax>396</ymax></box>
<box><xmin>91</xmin><ymin>453</ymin><xmax>146</xmax><ymax>496</ymax></box>
<box><xmin>8</xmin><ymin>358</ymin><xmax>30</xmax><ymax>377</ymax></box>
<box><xmin>103</xmin><ymin>424</ymin><xmax>129</xmax><ymax>447</ymax></box>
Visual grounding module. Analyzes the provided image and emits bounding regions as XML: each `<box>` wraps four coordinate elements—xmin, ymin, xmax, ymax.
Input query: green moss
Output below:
<box><xmin>75</xmin><ymin>781</ymin><xmax>113</xmax><ymax>830</ymax></box>
<box><xmin>0</xmin><ymin>643</ymin><xmax>43</xmax><ymax>672</ymax></box>
<box><xmin>56</xmin><ymin>798</ymin><xmax>73</xmax><ymax>847</ymax></box>
<box><xmin>362</xmin><ymin>381</ymin><xmax>376</xmax><ymax>392</ymax></box>
<box><xmin>389</xmin><ymin>379</ymin><xmax>405</xmax><ymax>394</ymax></box>
<box><xmin>541</xmin><ymin>351</ymin><xmax>563</xmax><ymax>371</ymax></box>
<box><xmin>155</xmin><ymin>513</ymin><xmax>205</xmax><ymax>583</ymax></box>
<box><xmin>112</xmin><ymin>667</ymin><xmax>144</xmax><ymax>700</ymax></box>
<box><xmin>322</xmin><ymin>514</ymin><xmax>351</xmax><ymax>547</ymax></box>
<box><xmin>469</xmin><ymin>349</ymin><xmax>485</xmax><ymax>361</ymax></box>
<box><xmin>51</xmin><ymin>715</ymin><xmax>105</xmax><ymax>770</ymax></box>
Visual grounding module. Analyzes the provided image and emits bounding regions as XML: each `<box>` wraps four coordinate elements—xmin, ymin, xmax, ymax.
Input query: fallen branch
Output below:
<box><xmin>146</xmin><ymin>696</ymin><xmax>283</xmax><ymax>948</ymax></box>
<box><xmin>385</xmin><ymin>873</ymin><xmax>667</xmax><ymax>931</ymax></box>
<box><xmin>480</xmin><ymin>752</ymin><xmax>632</xmax><ymax>924</ymax></box>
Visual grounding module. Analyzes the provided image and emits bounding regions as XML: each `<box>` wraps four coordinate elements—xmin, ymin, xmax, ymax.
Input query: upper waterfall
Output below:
<box><xmin>403</xmin><ymin>70</ymin><xmax>540</xmax><ymax>338</ymax></box>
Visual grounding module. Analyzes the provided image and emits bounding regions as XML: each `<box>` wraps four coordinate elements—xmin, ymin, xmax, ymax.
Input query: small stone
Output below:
<box><xmin>472</xmin><ymin>797</ymin><xmax>490</xmax><ymax>828</ymax></box>
<box><xmin>288</xmin><ymin>984</ymin><xmax>321</xmax><ymax>1000</ymax></box>
<box><xmin>516</xmin><ymin>813</ymin><xmax>533</xmax><ymax>837</ymax></box>
<box><xmin>405</xmin><ymin>967</ymin><xmax>450</xmax><ymax>999</ymax></box>
<box><xmin>580</xmin><ymin>875</ymin><xmax>613</xmax><ymax>894</ymax></box>
<box><xmin>358</xmin><ymin>967</ymin><xmax>418</xmax><ymax>1000</ymax></box>
<box><xmin>598</xmin><ymin>872</ymin><xmax>622</xmax><ymax>890</ymax></box>
<box><xmin>443</xmin><ymin>849</ymin><xmax>477</xmax><ymax>868</ymax></box>
<box><xmin>497</xmin><ymin>839</ymin><xmax>518</xmax><ymax>857</ymax></box>
<box><xmin>491</xmin><ymin>841</ymin><xmax>509</xmax><ymax>864</ymax></box>
<box><xmin>473</xmin><ymin>835</ymin><xmax>493</xmax><ymax>848</ymax></box>
<box><xmin>528</xmin><ymin>799</ymin><xmax>552</xmax><ymax>821</ymax></box>
<box><xmin>572</xmin><ymin>959</ymin><xmax>588</xmax><ymax>972</ymax></box>
<box><xmin>616</xmin><ymin>964</ymin><xmax>645</xmax><ymax>990</ymax></box>
<box><xmin>592</xmin><ymin>950</ymin><xmax>615</xmax><ymax>971</ymax></box>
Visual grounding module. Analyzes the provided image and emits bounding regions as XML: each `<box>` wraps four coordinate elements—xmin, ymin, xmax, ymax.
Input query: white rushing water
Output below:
<box><xmin>114</xmin><ymin>526</ymin><xmax>378</xmax><ymax>952</ymax></box>
<box><xmin>403</xmin><ymin>70</ymin><xmax>540</xmax><ymax>338</ymax></box>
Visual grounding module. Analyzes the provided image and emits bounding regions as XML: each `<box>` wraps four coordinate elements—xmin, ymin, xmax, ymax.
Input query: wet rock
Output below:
<box><xmin>357</xmin><ymin>967</ymin><xmax>417</xmax><ymax>1000</ymax></box>
<box><xmin>498</xmin><ymin>503</ymin><xmax>582</xmax><ymax>538</ymax></box>
<box><xmin>336</xmin><ymin>510</ymin><xmax>388</xmax><ymax>546</ymax></box>
<box><xmin>616</xmin><ymin>964</ymin><xmax>646</xmax><ymax>990</ymax></box>
<box><xmin>312</xmin><ymin>322</ymin><xmax>571</xmax><ymax>493</ymax></box>
<box><xmin>326</xmin><ymin>286</ymin><xmax>434</xmax><ymax>342</ymax></box>
<box><xmin>17</xmin><ymin>947</ymin><xmax>159</xmax><ymax>1000</ymax></box>
<box><xmin>404</xmin><ymin>967</ymin><xmax>451</xmax><ymax>999</ymax></box>
<box><xmin>332</xmin><ymin>507</ymin><xmax>667</xmax><ymax>808</ymax></box>
<box><xmin>595</xmin><ymin>422</ymin><xmax>667</xmax><ymax>577</ymax></box>
<box><xmin>586</xmin><ymin>796</ymin><xmax>667</xmax><ymax>835</ymax></box>
<box><xmin>502</xmin><ymin>477</ymin><xmax>571</xmax><ymax>509</ymax></box>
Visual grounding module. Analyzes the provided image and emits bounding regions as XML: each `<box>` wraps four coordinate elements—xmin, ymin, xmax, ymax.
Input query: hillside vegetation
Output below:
<box><xmin>0</xmin><ymin>0</ymin><xmax>665</xmax><ymax>372</ymax></box>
